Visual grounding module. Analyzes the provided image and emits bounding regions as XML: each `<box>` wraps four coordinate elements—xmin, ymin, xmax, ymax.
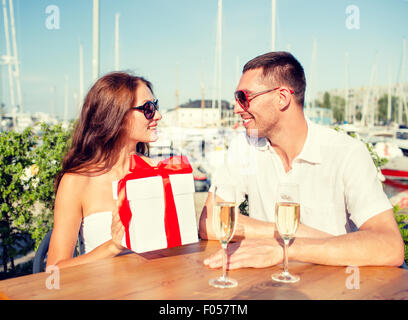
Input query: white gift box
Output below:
<box><xmin>113</xmin><ymin>173</ymin><xmax>198</xmax><ymax>253</ymax></box>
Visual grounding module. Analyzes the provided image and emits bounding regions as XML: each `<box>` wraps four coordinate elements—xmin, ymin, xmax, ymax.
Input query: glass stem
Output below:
<box><xmin>283</xmin><ymin>238</ymin><xmax>289</xmax><ymax>274</ymax></box>
<box><xmin>221</xmin><ymin>242</ymin><xmax>227</xmax><ymax>281</ymax></box>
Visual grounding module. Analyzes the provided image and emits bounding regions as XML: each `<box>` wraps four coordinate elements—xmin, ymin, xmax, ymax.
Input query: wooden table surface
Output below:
<box><xmin>0</xmin><ymin>240</ymin><xmax>407</xmax><ymax>300</ymax></box>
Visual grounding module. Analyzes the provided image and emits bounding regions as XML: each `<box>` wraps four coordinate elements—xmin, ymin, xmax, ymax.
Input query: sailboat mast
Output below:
<box><xmin>211</xmin><ymin>51</ymin><xmax>217</xmax><ymax>113</ymax></box>
<box><xmin>372</xmin><ymin>54</ymin><xmax>379</xmax><ymax>126</ymax></box>
<box><xmin>2</xmin><ymin>0</ymin><xmax>16</xmax><ymax>128</ymax></box>
<box><xmin>201</xmin><ymin>63</ymin><xmax>205</xmax><ymax>108</ymax></box>
<box><xmin>373</xmin><ymin>62</ymin><xmax>379</xmax><ymax>125</ymax></box>
<box><xmin>387</xmin><ymin>64</ymin><xmax>392</xmax><ymax>123</ymax></box>
<box><xmin>235</xmin><ymin>56</ymin><xmax>239</xmax><ymax>125</ymax></box>
<box><xmin>50</xmin><ymin>86</ymin><xmax>55</xmax><ymax>118</ymax></box>
<box><xmin>79</xmin><ymin>41</ymin><xmax>84</xmax><ymax>111</ymax></box>
<box><xmin>8</xmin><ymin>0</ymin><xmax>22</xmax><ymax>114</ymax></box>
<box><xmin>211</xmin><ymin>0</ymin><xmax>222</xmax><ymax>126</ymax></box>
<box><xmin>217</xmin><ymin>0</ymin><xmax>222</xmax><ymax>126</ymax></box>
<box><xmin>271</xmin><ymin>0</ymin><xmax>276</xmax><ymax>51</ymax></box>
<box><xmin>397</xmin><ymin>39</ymin><xmax>407</xmax><ymax>124</ymax></box>
<box><xmin>92</xmin><ymin>0</ymin><xmax>100</xmax><ymax>81</ymax></box>
<box><xmin>115</xmin><ymin>13</ymin><xmax>120</xmax><ymax>71</ymax></box>
<box><xmin>362</xmin><ymin>54</ymin><xmax>378</xmax><ymax>126</ymax></box>
<box><xmin>175</xmin><ymin>62</ymin><xmax>179</xmax><ymax>126</ymax></box>
<box><xmin>307</xmin><ymin>38</ymin><xmax>317</xmax><ymax>111</ymax></box>
<box><xmin>201</xmin><ymin>61</ymin><xmax>204</xmax><ymax>127</ymax></box>
<box><xmin>64</xmin><ymin>75</ymin><xmax>69</xmax><ymax>123</ymax></box>
<box><xmin>235</xmin><ymin>56</ymin><xmax>240</xmax><ymax>84</ymax></box>
<box><xmin>211</xmin><ymin>10</ymin><xmax>217</xmax><ymax>114</ymax></box>
<box><xmin>344</xmin><ymin>52</ymin><xmax>349</xmax><ymax>123</ymax></box>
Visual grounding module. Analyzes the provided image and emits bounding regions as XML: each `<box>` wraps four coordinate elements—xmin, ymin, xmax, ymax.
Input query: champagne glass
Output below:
<box><xmin>272</xmin><ymin>182</ymin><xmax>300</xmax><ymax>283</ymax></box>
<box><xmin>209</xmin><ymin>185</ymin><xmax>238</xmax><ymax>288</ymax></box>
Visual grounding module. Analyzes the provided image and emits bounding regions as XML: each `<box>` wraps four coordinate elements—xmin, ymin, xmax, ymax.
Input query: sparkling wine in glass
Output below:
<box><xmin>209</xmin><ymin>186</ymin><xmax>238</xmax><ymax>288</ymax></box>
<box><xmin>272</xmin><ymin>183</ymin><xmax>300</xmax><ymax>283</ymax></box>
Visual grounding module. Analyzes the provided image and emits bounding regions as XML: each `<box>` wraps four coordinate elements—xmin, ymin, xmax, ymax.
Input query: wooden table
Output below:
<box><xmin>0</xmin><ymin>240</ymin><xmax>407</xmax><ymax>300</ymax></box>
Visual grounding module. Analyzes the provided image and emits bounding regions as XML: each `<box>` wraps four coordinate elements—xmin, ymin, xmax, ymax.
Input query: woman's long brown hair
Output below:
<box><xmin>54</xmin><ymin>72</ymin><xmax>152</xmax><ymax>192</ymax></box>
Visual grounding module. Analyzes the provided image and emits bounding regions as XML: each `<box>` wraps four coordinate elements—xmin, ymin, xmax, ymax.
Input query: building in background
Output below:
<box><xmin>161</xmin><ymin>99</ymin><xmax>239</xmax><ymax>128</ymax></box>
<box><xmin>315</xmin><ymin>83</ymin><xmax>408</xmax><ymax>125</ymax></box>
<box><xmin>304</xmin><ymin>106</ymin><xmax>333</xmax><ymax>126</ymax></box>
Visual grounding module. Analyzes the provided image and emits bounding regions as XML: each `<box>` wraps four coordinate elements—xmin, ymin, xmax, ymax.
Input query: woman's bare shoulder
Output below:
<box><xmin>54</xmin><ymin>173</ymin><xmax>91</xmax><ymax>217</ymax></box>
<box><xmin>60</xmin><ymin>172</ymin><xmax>90</xmax><ymax>183</ymax></box>
<box><xmin>58</xmin><ymin>173</ymin><xmax>90</xmax><ymax>194</ymax></box>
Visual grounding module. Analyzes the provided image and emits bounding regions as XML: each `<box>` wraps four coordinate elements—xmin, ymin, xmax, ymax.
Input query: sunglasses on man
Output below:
<box><xmin>132</xmin><ymin>99</ymin><xmax>159</xmax><ymax>120</ymax></box>
<box><xmin>234</xmin><ymin>87</ymin><xmax>294</xmax><ymax>111</ymax></box>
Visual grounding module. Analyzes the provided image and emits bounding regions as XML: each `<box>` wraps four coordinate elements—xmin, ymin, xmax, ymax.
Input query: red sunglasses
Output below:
<box><xmin>234</xmin><ymin>87</ymin><xmax>294</xmax><ymax>111</ymax></box>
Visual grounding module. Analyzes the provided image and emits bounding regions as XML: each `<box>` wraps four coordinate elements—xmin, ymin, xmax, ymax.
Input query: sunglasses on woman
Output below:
<box><xmin>132</xmin><ymin>99</ymin><xmax>159</xmax><ymax>120</ymax></box>
<box><xmin>234</xmin><ymin>87</ymin><xmax>294</xmax><ymax>111</ymax></box>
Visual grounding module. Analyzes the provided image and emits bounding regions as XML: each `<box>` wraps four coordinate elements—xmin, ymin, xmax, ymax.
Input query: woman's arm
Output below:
<box><xmin>46</xmin><ymin>174</ymin><xmax>125</xmax><ymax>270</ymax></box>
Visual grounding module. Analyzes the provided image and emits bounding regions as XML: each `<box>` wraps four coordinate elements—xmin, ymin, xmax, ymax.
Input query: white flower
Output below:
<box><xmin>30</xmin><ymin>164</ymin><xmax>40</xmax><ymax>176</ymax></box>
<box><xmin>21</xmin><ymin>164</ymin><xmax>40</xmax><ymax>189</ymax></box>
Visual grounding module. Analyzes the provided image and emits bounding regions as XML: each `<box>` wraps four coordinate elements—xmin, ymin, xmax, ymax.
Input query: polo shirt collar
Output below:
<box><xmin>252</xmin><ymin>117</ymin><xmax>322</xmax><ymax>164</ymax></box>
<box><xmin>295</xmin><ymin>117</ymin><xmax>322</xmax><ymax>164</ymax></box>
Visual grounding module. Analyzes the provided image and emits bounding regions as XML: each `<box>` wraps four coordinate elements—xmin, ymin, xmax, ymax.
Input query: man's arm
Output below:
<box><xmin>204</xmin><ymin>209</ymin><xmax>405</xmax><ymax>269</ymax></box>
<box><xmin>199</xmin><ymin>192</ymin><xmax>333</xmax><ymax>241</ymax></box>
<box><xmin>289</xmin><ymin>209</ymin><xmax>404</xmax><ymax>266</ymax></box>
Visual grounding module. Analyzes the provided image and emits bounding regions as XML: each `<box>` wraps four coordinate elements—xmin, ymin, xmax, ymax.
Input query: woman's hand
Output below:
<box><xmin>111</xmin><ymin>188</ymin><xmax>126</xmax><ymax>253</ymax></box>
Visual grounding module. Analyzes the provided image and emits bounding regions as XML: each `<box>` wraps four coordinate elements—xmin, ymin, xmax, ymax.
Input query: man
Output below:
<box><xmin>199</xmin><ymin>51</ymin><xmax>404</xmax><ymax>269</ymax></box>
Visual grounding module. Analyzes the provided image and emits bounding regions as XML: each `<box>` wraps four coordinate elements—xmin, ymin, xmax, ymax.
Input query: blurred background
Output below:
<box><xmin>0</xmin><ymin>0</ymin><xmax>406</xmax><ymax>124</ymax></box>
<box><xmin>1</xmin><ymin>0</ymin><xmax>408</xmax><ymax>279</ymax></box>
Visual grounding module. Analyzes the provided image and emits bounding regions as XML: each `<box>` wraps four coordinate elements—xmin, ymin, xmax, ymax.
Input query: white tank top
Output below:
<box><xmin>80</xmin><ymin>211</ymin><xmax>113</xmax><ymax>254</ymax></box>
<box><xmin>79</xmin><ymin>181</ymin><xmax>120</xmax><ymax>254</ymax></box>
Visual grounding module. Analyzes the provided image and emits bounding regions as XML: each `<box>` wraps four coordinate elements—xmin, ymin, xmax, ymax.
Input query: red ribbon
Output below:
<box><xmin>117</xmin><ymin>154</ymin><xmax>193</xmax><ymax>250</ymax></box>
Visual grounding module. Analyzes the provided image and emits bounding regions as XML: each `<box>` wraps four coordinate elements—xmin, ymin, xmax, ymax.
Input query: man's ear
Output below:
<box><xmin>278</xmin><ymin>87</ymin><xmax>292</xmax><ymax>110</ymax></box>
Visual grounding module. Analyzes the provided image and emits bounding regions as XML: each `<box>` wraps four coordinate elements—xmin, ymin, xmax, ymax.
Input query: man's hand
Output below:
<box><xmin>203</xmin><ymin>238</ymin><xmax>284</xmax><ymax>270</ymax></box>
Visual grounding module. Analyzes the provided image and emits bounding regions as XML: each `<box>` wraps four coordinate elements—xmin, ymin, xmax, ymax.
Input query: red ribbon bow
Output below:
<box><xmin>117</xmin><ymin>154</ymin><xmax>193</xmax><ymax>250</ymax></box>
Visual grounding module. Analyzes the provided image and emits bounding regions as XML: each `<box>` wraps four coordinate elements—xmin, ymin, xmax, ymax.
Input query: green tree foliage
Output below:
<box><xmin>30</xmin><ymin>123</ymin><xmax>72</xmax><ymax>249</ymax></box>
<box><xmin>394</xmin><ymin>205</ymin><xmax>408</xmax><ymax>264</ymax></box>
<box><xmin>331</xmin><ymin>96</ymin><xmax>345</xmax><ymax>123</ymax></box>
<box><xmin>315</xmin><ymin>92</ymin><xmax>345</xmax><ymax>123</ymax></box>
<box><xmin>0</xmin><ymin>128</ymin><xmax>37</xmax><ymax>276</ymax></box>
<box><xmin>315</xmin><ymin>91</ymin><xmax>332</xmax><ymax>109</ymax></box>
<box><xmin>0</xmin><ymin>123</ymin><xmax>72</xmax><ymax>277</ymax></box>
<box><xmin>377</xmin><ymin>94</ymin><xmax>399</xmax><ymax>123</ymax></box>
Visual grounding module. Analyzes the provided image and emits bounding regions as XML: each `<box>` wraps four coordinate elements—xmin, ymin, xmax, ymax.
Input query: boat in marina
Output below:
<box><xmin>1</xmin><ymin>112</ymin><xmax>59</xmax><ymax>133</ymax></box>
<box><xmin>362</xmin><ymin>129</ymin><xmax>408</xmax><ymax>189</ymax></box>
<box><xmin>395</xmin><ymin>128</ymin><xmax>408</xmax><ymax>156</ymax></box>
<box><xmin>365</xmin><ymin>127</ymin><xmax>408</xmax><ymax>157</ymax></box>
<box><xmin>381</xmin><ymin>156</ymin><xmax>408</xmax><ymax>189</ymax></box>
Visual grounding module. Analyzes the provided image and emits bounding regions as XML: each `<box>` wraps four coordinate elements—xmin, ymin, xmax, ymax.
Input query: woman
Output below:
<box><xmin>47</xmin><ymin>72</ymin><xmax>162</xmax><ymax>269</ymax></box>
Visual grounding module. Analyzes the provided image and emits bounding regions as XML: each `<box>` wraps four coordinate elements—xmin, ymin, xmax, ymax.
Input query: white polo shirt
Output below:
<box><xmin>210</xmin><ymin>119</ymin><xmax>392</xmax><ymax>236</ymax></box>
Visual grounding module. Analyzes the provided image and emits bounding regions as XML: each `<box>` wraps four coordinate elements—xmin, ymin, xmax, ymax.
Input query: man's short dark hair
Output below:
<box><xmin>243</xmin><ymin>51</ymin><xmax>306</xmax><ymax>107</ymax></box>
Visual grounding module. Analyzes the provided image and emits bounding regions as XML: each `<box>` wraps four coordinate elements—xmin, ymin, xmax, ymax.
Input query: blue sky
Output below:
<box><xmin>0</xmin><ymin>0</ymin><xmax>407</xmax><ymax>120</ymax></box>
